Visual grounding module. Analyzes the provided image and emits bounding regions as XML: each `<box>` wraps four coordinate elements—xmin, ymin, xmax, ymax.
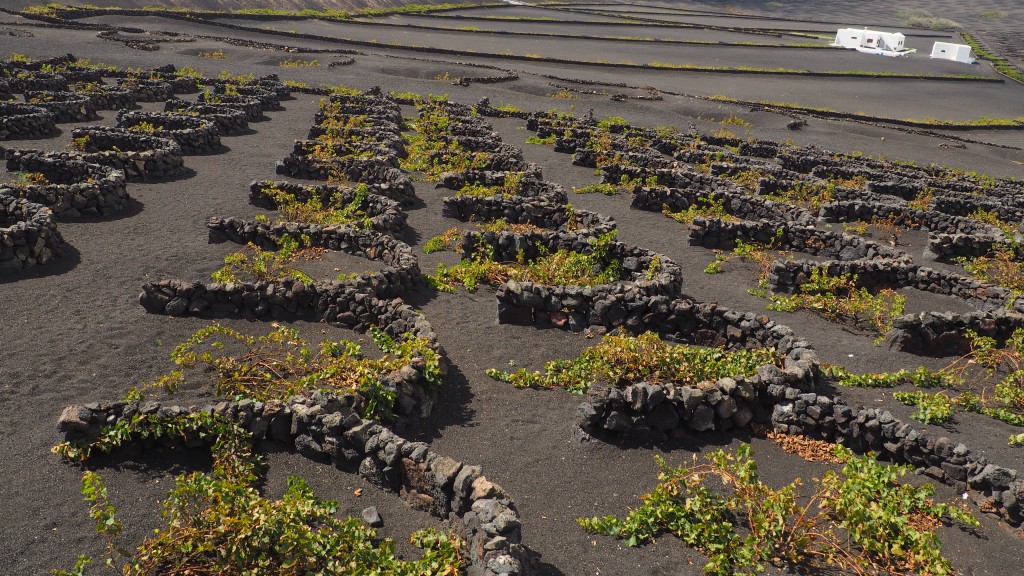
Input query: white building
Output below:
<box><xmin>930</xmin><ymin>42</ymin><xmax>975</xmax><ymax>64</ymax></box>
<box><xmin>832</xmin><ymin>28</ymin><xmax>915</xmax><ymax>56</ymax></box>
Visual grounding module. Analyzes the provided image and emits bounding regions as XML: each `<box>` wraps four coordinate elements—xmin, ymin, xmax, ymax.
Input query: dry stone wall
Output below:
<box><xmin>1</xmin><ymin>148</ymin><xmax>129</xmax><ymax>217</ymax></box>
<box><xmin>116</xmin><ymin>110</ymin><xmax>221</xmax><ymax>154</ymax></box>
<box><xmin>56</xmin><ymin>394</ymin><xmax>527</xmax><ymax>576</ymax></box>
<box><xmin>71</xmin><ymin>126</ymin><xmax>185</xmax><ymax>181</ymax></box>
<box><xmin>0</xmin><ymin>101</ymin><xmax>56</xmax><ymax>139</ymax></box>
<box><xmin>249</xmin><ymin>179</ymin><xmax>407</xmax><ymax>233</ymax></box>
<box><xmin>0</xmin><ymin>194</ymin><xmax>63</xmax><ymax>270</ymax></box>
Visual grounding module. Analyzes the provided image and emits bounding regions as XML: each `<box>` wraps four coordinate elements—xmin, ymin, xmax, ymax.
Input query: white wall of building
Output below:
<box><xmin>931</xmin><ymin>42</ymin><xmax>975</xmax><ymax>63</ymax></box>
<box><xmin>833</xmin><ymin>28</ymin><xmax>907</xmax><ymax>52</ymax></box>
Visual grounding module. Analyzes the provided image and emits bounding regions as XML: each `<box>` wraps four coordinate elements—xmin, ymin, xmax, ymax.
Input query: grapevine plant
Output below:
<box><xmin>487</xmin><ymin>332</ymin><xmax>780</xmax><ymax>394</ymax></box>
<box><xmin>211</xmin><ymin>234</ymin><xmax>321</xmax><ymax>284</ymax></box>
<box><xmin>124</xmin><ymin>322</ymin><xmax>441</xmax><ymax>421</ymax></box>
<box><xmin>822</xmin><ymin>329</ymin><xmax>1024</xmax><ymax>440</ymax></box>
<box><xmin>53</xmin><ymin>414</ymin><xmax>463</xmax><ymax>576</ymax></box>
<box><xmin>429</xmin><ymin>231</ymin><xmax>627</xmax><ymax>293</ymax></box>
<box><xmin>261</xmin><ymin>182</ymin><xmax>374</xmax><ymax>228</ymax></box>
<box><xmin>580</xmin><ymin>443</ymin><xmax>977</xmax><ymax>576</ymax></box>
<box><xmin>766</xmin><ymin>268</ymin><xmax>906</xmax><ymax>340</ymax></box>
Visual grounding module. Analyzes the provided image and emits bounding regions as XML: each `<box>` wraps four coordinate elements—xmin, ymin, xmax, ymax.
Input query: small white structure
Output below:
<box><xmin>930</xmin><ymin>42</ymin><xmax>975</xmax><ymax>64</ymax></box>
<box><xmin>832</xmin><ymin>28</ymin><xmax>915</xmax><ymax>57</ymax></box>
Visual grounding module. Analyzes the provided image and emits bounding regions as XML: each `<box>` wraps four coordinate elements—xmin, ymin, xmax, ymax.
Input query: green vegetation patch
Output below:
<box><xmin>580</xmin><ymin>443</ymin><xmax>976</xmax><ymax>575</ymax></box>
<box><xmin>212</xmin><ymin>234</ymin><xmax>322</xmax><ymax>285</ymax></box>
<box><xmin>123</xmin><ymin>322</ymin><xmax>440</xmax><ymax>421</ymax></box>
<box><xmin>766</xmin><ymin>268</ymin><xmax>906</xmax><ymax>340</ymax></box>
<box><xmin>486</xmin><ymin>331</ymin><xmax>779</xmax><ymax>394</ymax></box>
<box><xmin>260</xmin><ymin>183</ymin><xmax>374</xmax><ymax>229</ymax></box>
<box><xmin>52</xmin><ymin>414</ymin><xmax>464</xmax><ymax>576</ymax></box>
<box><xmin>822</xmin><ymin>328</ymin><xmax>1024</xmax><ymax>429</ymax></box>
<box><xmin>430</xmin><ymin>231</ymin><xmax>624</xmax><ymax>292</ymax></box>
<box><xmin>962</xmin><ymin>33</ymin><xmax>1024</xmax><ymax>85</ymax></box>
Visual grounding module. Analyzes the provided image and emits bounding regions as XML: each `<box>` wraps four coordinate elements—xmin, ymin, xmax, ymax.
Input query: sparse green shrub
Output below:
<box><xmin>573</xmin><ymin>183</ymin><xmax>622</xmax><ymax>196</ymax></box>
<box><xmin>263</xmin><ymin>183</ymin><xmax>373</xmax><ymax>228</ymax></box>
<box><xmin>52</xmin><ymin>414</ymin><xmax>463</xmax><ymax>576</ymax></box>
<box><xmin>128</xmin><ymin>121</ymin><xmax>161</xmax><ymax>133</ymax></box>
<box><xmin>959</xmin><ymin>248</ymin><xmax>1024</xmax><ymax>300</ymax></box>
<box><xmin>720</xmin><ymin>114</ymin><xmax>752</xmax><ymax>127</ymax></box>
<box><xmin>663</xmin><ymin>197</ymin><xmax>734</xmax><ymax>225</ymax></box>
<box><xmin>389</xmin><ymin>90</ymin><xmax>424</xmax><ymax>105</ymax></box>
<box><xmin>211</xmin><ymin>234</ymin><xmax>318</xmax><ymax>284</ymax></box>
<box><xmin>893</xmin><ymin>391</ymin><xmax>955</xmax><ymax>424</ymax></box>
<box><xmin>823</xmin><ymin>328</ymin><xmax>1024</xmax><ymax>427</ymax></box>
<box><xmin>430</xmin><ymin>231</ymin><xmax>623</xmax><ymax>292</ymax></box>
<box><xmin>764</xmin><ymin>180</ymin><xmax>832</xmax><ymax>209</ymax></box>
<box><xmin>548</xmin><ymin>89</ymin><xmax>577</xmax><ymax>100</ymax></box>
<box><xmin>120</xmin><ymin>323</ymin><xmax>440</xmax><ymax>419</ymax></box>
<box><xmin>767</xmin><ymin>268</ymin><xmax>905</xmax><ymax>339</ymax></box>
<box><xmin>525</xmin><ymin>134</ymin><xmax>556</xmax><ymax>145</ymax></box>
<box><xmin>423</xmin><ymin>228</ymin><xmax>461</xmax><ymax>254</ymax></box>
<box><xmin>580</xmin><ymin>443</ymin><xmax>976</xmax><ymax>576</ymax></box>
<box><xmin>822</xmin><ymin>364</ymin><xmax>952</xmax><ymax>388</ymax></box>
<box><xmin>897</xmin><ymin>9</ymin><xmax>962</xmax><ymax>30</ymax></box>
<box><xmin>486</xmin><ymin>332</ymin><xmax>779</xmax><ymax>394</ymax></box>
<box><xmin>280</xmin><ymin>58</ymin><xmax>319</xmax><ymax>67</ymax></box>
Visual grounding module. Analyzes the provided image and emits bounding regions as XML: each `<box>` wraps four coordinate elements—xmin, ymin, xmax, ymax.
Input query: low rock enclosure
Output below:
<box><xmin>489</xmin><ymin>234</ymin><xmax>684</xmax><ymax>332</ymax></box>
<box><xmin>56</xmin><ymin>394</ymin><xmax>527</xmax><ymax>576</ymax></box>
<box><xmin>116</xmin><ymin>110</ymin><xmax>222</xmax><ymax>155</ymax></box>
<box><xmin>207</xmin><ymin>218</ymin><xmax>422</xmax><ymax>298</ymax></box>
<box><xmin>0</xmin><ymin>194</ymin><xmax>63</xmax><ymax>270</ymax></box>
<box><xmin>249</xmin><ymin>179</ymin><xmax>408</xmax><ymax>233</ymax></box>
<box><xmin>70</xmin><ymin>126</ymin><xmax>185</xmax><ymax>181</ymax></box>
<box><xmin>22</xmin><ymin>90</ymin><xmax>98</xmax><ymax>122</ymax></box>
<box><xmin>198</xmin><ymin>90</ymin><xmax>265</xmax><ymax>120</ymax></box>
<box><xmin>1</xmin><ymin>148</ymin><xmax>129</xmax><ymax>217</ymax></box>
<box><xmin>0</xmin><ymin>101</ymin><xmax>56</xmax><ymax>140</ymax></box>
